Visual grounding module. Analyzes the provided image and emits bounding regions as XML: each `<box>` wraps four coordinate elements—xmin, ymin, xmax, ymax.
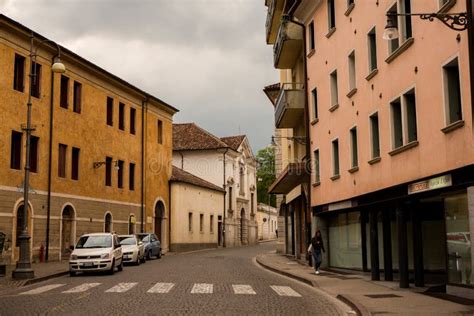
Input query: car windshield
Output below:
<box><xmin>137</xmin><ymin>234</ymin><xmax>149</xmax><ymax>242</ymax></box>
<box><xmin>119</xmin><ymin>236</ymin><xmax>137</xmax><ymax>245</ymax></box>
<box><xmin>76</xmin><ymin>235</ymin><xmax>112</xmax><ymax>249</ymax></box>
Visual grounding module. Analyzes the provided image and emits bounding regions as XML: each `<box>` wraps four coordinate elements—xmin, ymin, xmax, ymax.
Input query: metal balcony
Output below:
<box><xmin>273</xmin><ymin>20</ymin><xmax>304</xmax><ymax>69</ymax></box>
<box><xmin>274</xmin><ymin>83</ymin><xmax>304</xmax><ymax>129</ymax></box>
<box><xmin>265</xmin><ymin>0</ymin><xmax>283</xmax><ymax>44</ymax></box>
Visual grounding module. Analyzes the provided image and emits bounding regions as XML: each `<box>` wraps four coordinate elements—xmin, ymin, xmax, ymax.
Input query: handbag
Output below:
<box><xmin>307</xmin><ymin>244</ymin><xmax>313</xmax><ymax>253</ymax></box>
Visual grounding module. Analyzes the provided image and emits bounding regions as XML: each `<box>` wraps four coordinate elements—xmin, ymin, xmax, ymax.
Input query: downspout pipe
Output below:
<box><xmin>46</xmin><ymin>54</ymin><xmax>58</xmax><ymax>262</ymax></box>
<box><xmin>141</xmin><ymin>98</ymin><xmax>147</xmax><ymax>233</ymax></box>
<box><xmin>222</xmin><ymin>148</ymin><xmax>229</xmax><ymax>247</ymax></box>
<box><xmin>467</xmin><ymin>0</ymin><xmax>474</xmax><ymax>138</ymax></box>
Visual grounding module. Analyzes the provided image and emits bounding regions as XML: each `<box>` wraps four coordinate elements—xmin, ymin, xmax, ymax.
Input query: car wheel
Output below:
<box><xmin>136</xmin><ymin>255</ymin><xmax>141</xmax><ymax>266</ymax></box>
<box><xmin>108</xmin><ymin>259</ymin><xmax>115</xmax><ymax>275</ymax></box>
<box><xmin>117</xmin><ymin>259</ymin><xmax>123</xmax><ymax>272</ymax></box>
<box><xmin>140</xmin><ymin>254</ymin><xmax>146</xmax><ymax>263</ymax></box>
<box><xmin>157</xmin><ymin>249</ymin><xmax>162</xmax><ymax>259</ymax></box>
<box><xmin>69</xmin><ymin>271</ymin><xmax>76</xmax><ymax>277</ymax></box>
<box><xmin>146</xmin><ymin>251</ymin><xmax>152</xmax><ymax>261</ymax></box>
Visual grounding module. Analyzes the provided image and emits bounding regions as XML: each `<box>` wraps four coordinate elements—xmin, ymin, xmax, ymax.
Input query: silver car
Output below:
<box><xmin>119</xmin><ymin>235</ymin><xmax>145</xmax><ymax>265</ymax></box>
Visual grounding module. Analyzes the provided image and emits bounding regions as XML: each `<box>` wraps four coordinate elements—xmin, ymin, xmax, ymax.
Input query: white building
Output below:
<box><xmin>256</xmin><ymin>203</ymin><xmax>278</xmax><ymax>241</ymax></box>
<box><xmin>172</xmin><ymin>123</ymin><xmax>258</xmax><ymax>247</ymax></box>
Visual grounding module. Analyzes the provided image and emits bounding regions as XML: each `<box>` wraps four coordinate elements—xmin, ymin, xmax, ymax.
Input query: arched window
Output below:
<box><xmin>104</xmin><ymin>213</ymin><xmax>112</xmax><ymax>232</ymax></box>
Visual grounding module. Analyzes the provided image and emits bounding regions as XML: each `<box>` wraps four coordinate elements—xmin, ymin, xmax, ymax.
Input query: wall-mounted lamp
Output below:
<box><xmin>271</xmin><ymin>135</ymin><xmax>306</xmax><ymax>146</ymax></box>
<box><xmin>93</xmin><ymin>160</ymin><xmax>120</xmax><ymax>170</ymax></box>
<box><xmin>383</xmin><ymin>11</ymin><xmax>469</xmax><ymax>41</ymax></box>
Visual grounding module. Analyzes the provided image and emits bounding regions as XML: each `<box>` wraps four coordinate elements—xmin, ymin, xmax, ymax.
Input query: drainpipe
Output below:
<box><xmin>467</xmin><ymin>0</ymin><xmax>474</xmax><ymax>139</ymax></box>
<box><xmin>141</xmin><ymin>98</ymin><xmax>147</xmax><ymax>233</ymax></box>
<box><xmin>45</xmin><ymin>54</ymin><xmax>58</xmax><ymax>262</ymax></box>
<box><xmin>222</xmin><ymin>148</ymin><xmax>229</xmax><ymax>247</ymax></box>
<box><xmin>178</xmin><ymin>151</ymin><xmax>184</xmax><ymax>169</ymax></box>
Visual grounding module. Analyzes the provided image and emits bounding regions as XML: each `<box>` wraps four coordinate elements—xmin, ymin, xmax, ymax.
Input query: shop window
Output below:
<box><xmin>117</xmin><ymin>160</ymin><xmax>124</xmax><ymax>188</ymax></box>
<box><xmin>58</xmin><ymin>144</ymin><xmax>67</xmax><ymax>178</ymax></box>
<box><xmin>443</xmin><ymin>57</ymin><xmax>463</xmax><ymax>125</ymax></box>
<box><xmin>348</xmin><ymin>51</ymin><xmax>356</xmax><ymax>92</ymax></box>
<box><xmin>129</xmin><ymin>163</ymin><xmax>135</xmax><ymax>191</ymax></box>
<box><xmin>60</xmin><ymin>75</ymin><xmax>69</xmax><ymax>109</ymax></box>
<box><xmin>119</xmin><ymin>102</ymin><xmax>125</xmax><ymax>131</ymax></box>
<box><xmin>368</xmin><ymin>27</ymin><xmax>378</xmax><ymax>72</ymax></box>
<box><xmin>106</xmin><ymin>97</ymin><xmax>114</xmax><ymax>126</ymax></box>
<box><xmin>31</xmin><ymin>62</ymin><xmax>41</xmax><ymax>98</ymax></box>
<box><xmin>73</xmin><ymin>81</ymin><xmax>82</xmax><ymax>113</ymax></box>
<box><xmin>105</xmin><ymin>156</ymin><xmax>112</xmax><ymax>186</ymax></box>
<box><xmin>330</xmin><ymin>70</ymin><xmax>339</xmax><ymax>108</ymax></box>
<box><xmin>329</xmin><ymin>212</ymin><xmax>362</xmax><ymax>269</ymax></box>
<box><xmin>370</xmin><ymin>113</ymin><xmax>380</xmax><ymax>158</ymax></box>
<box><xmin>327</xmin><ymin>0</ymin><xmax>336</xmax><ymax>30</ymax></box>
<box><xmin>10</xmin><ymin>131</ymin><xmax>22</xmax><ymax>170</ymax></box>
<box><xmin>312</xmin><ymin>88</ymin><xmax>318</xmax><ymax>120</ymax></box>
<box><xmin>71</xmin><ymin>147</ymin><xmax>80</xmax><ymax>180</ymax></box>
<box><xmin>130</xmin><ymin>107</ymin><xmax>136</xmax><ymax>135</ymax></box>
<box><xmin>13</xmin><ymin>54</ymin><xmax>25</xmax><ymax>92</ymax></box>
<box><xmin>350</xmin><ymin>127</ymin><xmax>358</xmax><ymax>168</ymax></box>
<box><xmin>332</xmin><ymin>139</ymin><xmax>339</xmax><ymax>176</ymax></box>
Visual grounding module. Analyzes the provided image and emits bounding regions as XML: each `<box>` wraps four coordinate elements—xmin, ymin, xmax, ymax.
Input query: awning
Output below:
<box><xmin>268</xmin><ymin>162</ymin><xmax>309</xmax><ymax>194</ymax></box>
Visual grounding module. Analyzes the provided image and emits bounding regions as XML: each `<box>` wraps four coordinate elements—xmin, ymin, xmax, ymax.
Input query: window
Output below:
<box><xmin>210</xmin><ymin>215</ymin><xmax>214</xmax><ymax>233</ymax></box>
<box><xmin>58</xmin><ymin>144</ymin><xmax>67</xmax><ymax>178</ymax></box>
<box><xmin>350</xmin><ymin>127</ymin><xmax>358</xmax><ymax>168</ymax></box>
<box><xmin>239</xmin><ymin>166</ymin><xmax>245</xmax><ymax>195</ymax></box>
<box><xmin>13</xmin><ymin>54</ymin><xmax>25</xmax><ymax>92</ymax></box>
<box><xmin>330</xmin><ymin>70</ymin><xmax>339</xmax><ymax>107</ymax></box>
<box><xmin>308</xmin><ymin>21</ymin><xmax>315</xmax><ymax>51</ymax></box>
<box><xmin>251</xmin><ymin>193</ymin><xmax>255</xmax><ymax>215</ymax></box>
<box><xmin>60</xmin><ymin>75</ymin><xmax>69</xmax><ymax>109</ymax></box>
<box><xmin>106</xmin><ymin>97</ymin><xmax>114</xmax><ymax>126</ymax></box>
<box><xmin>157</xmin><ymin>120</ymin><xmax>163</xmax><ymax>144</ymax></box>
<box><xmin>370</xmin><ymin>113</ymin><xmax>380</xmax><ymax>158</ymax></box>
<box><xmin>105</xmin><ymin>157</ymin><xmax>112</xmax><ymax>186</ymax></box>
<box><xmin>443</xmin><ymin>58</ymin><xmax>462</xmax><ymax>124</ymax></box>
<box><xmin>130</xmin><ymin>108</ymin><xmax>136</xmax><ymax>135</ymax></box>
<box><xmin>388</xmin><ymin>1</ymin><xmax>412</xmax><ymax>54</ymax></box>
<box><xmin>200</xmin><ymin>214</ymin><xmax>204</xmax><ymax>232</ymax></box>
<box><xmin>348</xmin><ymin>51</ymin><xmax>356</xmax><ymax>92</ymax></box>
<box><xmin>31</xmin><ymin>62</ymin><xmax>41</xmax><ymax>98</ymax></box>
<box><xmin>119</xmin><ymin>102</ymin><xmax>125</xmax><ymax>131</ymax></box>
<box><xmin>10</xmin><ymin>131</ymin><xmax>22</xmax><ymax>170</ymax></box>
<box><xmin>368</xmin><ymin>28</ymin><xmax>378</xmax><ymax>72</ymax></box>
<box><xmin>71</xmin><ymin>147</ymin><xmax>80</xmax><ymax>180</ymax></box>
<box><xmin>73</xmin><ymin>81</ymin><xmax>82</xmax><ymax>113</ymax></box>
<box><xmin>328</xmin><ymin>0</ymin><xmax>336</xmax><ymax>30</ymax></box>
<box><xmin>390</xmin><ymin>89</ymin><xmax>417</xmax><ymax>149</ymax></box>
<box><xmin>30</xmin><ymin>136</ymin><xmax>39</xmax><ymax>173</ymax></box>
<box><xmin>332</xmin><ymin>139</ymin><xmax>340</xmax><ymax>176</ymax></box>
<box><xmin>228</xmin><ymin>187</ymin><xmax>233</xmax><ymax>211</ymax></box>
<box><xmin>117</xmin><ymin>160</ymin><xmax>124</xmax><ymax>188</ymax></box>
<box><xmin>188</xmin><ymin>212</ymin><xmax>193</xmax><ymax>232</ymax></box>
<box><xmin>311</xmin><ymin>88</ymin><xmax>318</xmax><ymax>120</ymax></box>
<box><xmin>314</xmin><ymin>149</ymin><xmax>320</xmax><ymax>183</ymax></box>
<box><xmin>129</xmin><ymin>163</ymin><xmax>135</xmax><ymax>191</ymax></box>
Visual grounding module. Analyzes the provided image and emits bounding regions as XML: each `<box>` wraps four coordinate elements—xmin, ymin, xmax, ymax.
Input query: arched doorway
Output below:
<box><xmin>14</xmin><ymin>203</ymin><xmax>33</xmax><ymax>261</ymax></box>
<box><xmin>128</xmin><ymin>215</ymin><xmax>136</xmax><ymax>234</ymax></box>
<box><xmin>240</xmin><ymin>208</ymin><xmax>246</xmax><ymax>245</ymax></box>
<box><xmin>154</xmin><ymin>201</ymin><xmax>165</xmax><ymax>242</ymax></box>
<box><xmin>61</xmin><ymin>205</ymin><xmax>76</xmax><ymax>259</ymax></box>
<box><xmin>104</xmin><ymin>213</ymin><xmax>112</xmax><ymax>233</ymax></box>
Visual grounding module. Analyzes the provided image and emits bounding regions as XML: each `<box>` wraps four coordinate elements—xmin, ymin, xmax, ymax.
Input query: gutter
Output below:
<box><xmin>141</xmin><ymin>98</ymin><xmax>147</xmax><ymax>233</ymax></box>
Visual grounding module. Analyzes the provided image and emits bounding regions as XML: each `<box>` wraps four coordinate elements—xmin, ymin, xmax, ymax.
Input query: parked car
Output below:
<box><xmin>119</xmin><ymin>235</ymin><xmax>145</xmax><ymax>265</ymax></box>
<box><xmin>69</xmin><ymin>233</ymin><xmax>123</xmax><ymax>276</ymax></box>
<box><xmin>136</xmin><ymin>233</ymin><xmax>162</xmax><ymax>260</ymax></box>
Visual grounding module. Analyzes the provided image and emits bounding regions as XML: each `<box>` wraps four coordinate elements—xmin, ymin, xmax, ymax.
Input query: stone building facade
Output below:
<box><xmin>0</xmin><ymin>14</ymin><xmax>178</xmax><ymax>264</ymax></box>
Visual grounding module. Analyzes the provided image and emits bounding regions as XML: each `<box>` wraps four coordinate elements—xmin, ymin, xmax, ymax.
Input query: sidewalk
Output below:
<box><xmin>0</xmin><ymin>261</ymin><xmax>69</xmax><ymax>291</ymax></box>
<box><xmin>256</xmin><ymin>251</ymin><xmax>474</xmax><ymax>315</ymax></box>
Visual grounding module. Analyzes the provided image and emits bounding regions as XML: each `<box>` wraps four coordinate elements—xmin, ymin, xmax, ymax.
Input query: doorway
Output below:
<box><xmin>155</xmin><ymin>201</ymin><xmax>165</xmax><ymax>242</ymax></box>
<box><xmin>218</xmin><ymin>216</ymin><xmax>222</xmax><ymax>246</ymax></box>
<box><xmin>240</xmin><ymin>208</ymin><xmax>246</xmax><ymax>245</ymax></box>
<box><xmin>61</xmin><ymin>205</ymin><xmax>75</xmax><ymax>259</ymax></box>
<box><xmin>104</xmin><ymin>213</ymin><xmax>112</xmax><ymax>233</ymax></box>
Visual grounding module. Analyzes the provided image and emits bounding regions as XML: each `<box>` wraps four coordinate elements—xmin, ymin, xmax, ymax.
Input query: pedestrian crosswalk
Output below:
<box><xmin>18</xmin><ymin>282</ymin><xmax>303</xmax><ymax>297</ymax></box>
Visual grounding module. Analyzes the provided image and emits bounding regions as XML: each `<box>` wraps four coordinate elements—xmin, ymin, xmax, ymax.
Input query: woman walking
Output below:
<box><xmin>310</xmin><ymin>230</ymin><xmax>325</xmax><ymax>274</ymax></box>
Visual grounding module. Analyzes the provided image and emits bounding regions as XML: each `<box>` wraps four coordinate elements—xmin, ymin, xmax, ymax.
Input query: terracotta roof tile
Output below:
<box><xmin>170</xmin><ymin>166</ymin><xmax>225</xmax><ymax>193</ymax></box>
<box><xmin>173</xmin><ymin>123</ymin><xmax>229</xmax><ymax>151</ymax></box>
<box><xmin>220</xmin><ymin>135</ymin><xmax>246</xmax><ymax>151</ymax></box>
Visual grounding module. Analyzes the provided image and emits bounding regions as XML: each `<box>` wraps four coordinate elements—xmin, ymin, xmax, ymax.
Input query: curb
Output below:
<box><xmin>257</xmin><ymin>239</ymin><xmax>278</xmax><ymax>244</ymax></box>
<box><xmin>256</xmin><ymin>255</ymin><xmax>364</xmax><ymax>316</ymax></box>
<box><xmin>23</xmin><ymin>271</ymin><xmax>69</xmax><ymax>286</ymax></box>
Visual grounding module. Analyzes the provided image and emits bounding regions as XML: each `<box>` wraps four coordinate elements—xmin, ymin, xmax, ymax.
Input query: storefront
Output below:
<box><xmin>314</xmin><ymin>166</ymin><xmax>474</xmax><ymax>298</ymax></box>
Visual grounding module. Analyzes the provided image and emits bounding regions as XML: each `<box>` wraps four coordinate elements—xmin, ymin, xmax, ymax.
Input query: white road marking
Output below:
<box><xmin>63</xmin><ymin>283</ymin><xmax>101</xmax><ymax>293</ymax></box>
<box><xmin>147</xmin><ymin>282</ymin><xmax>175</xmax><ymax>293</ymax></box>
<box><xmin>191</xmin><ymin>283</ymin><xmax>213</xmax><ymax>294</ymax></box>
<box><xmin>105</xmin><ymin>282</ymin><xmax>138</xmax><ymax>293</ymax></box>
<box><xmin>232</xmin><ymin>284</ymin><xmax>256</xmax><ymax>295</ymax></box>
<box><xmin>20</xmin><ymin>284</ymin><xmax>65</xmax><ymax>295</ymax></box>
<box><xmin>270</xmin><ymin>285</ymin><xmax>302</xmax><ymax>297</ymax></box>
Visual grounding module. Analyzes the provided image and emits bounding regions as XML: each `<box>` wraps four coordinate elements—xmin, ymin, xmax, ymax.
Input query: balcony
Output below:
<box><xmin>274</xmin><ymin>83</ymin><xmax>304</xmax><ymax>129</ymax></box>
<box><xmin>268</xmin><ymin>162</ymin><xmax>309</xmax><ymax>195</ymax></box>
<box><xmin>265</xmin><ymin>0</ymin><xmax>284</xmax><ymax>44</ymax></box>
<box><xmin>273</xmin><ymin>19</ymin><xmax>303</xmax><ymax>69</ymax></box>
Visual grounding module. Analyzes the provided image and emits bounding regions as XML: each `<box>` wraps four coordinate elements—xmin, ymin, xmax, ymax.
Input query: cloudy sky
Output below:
<box><xmin>0</xmin><ymin>0</ymin><xmax>278</xmax><ymax>151</ymax></box>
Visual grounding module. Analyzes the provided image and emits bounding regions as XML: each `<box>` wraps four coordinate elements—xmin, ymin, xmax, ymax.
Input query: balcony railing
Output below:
<box><xmin>273</xmin><ymin>19</ymin><xmax>304</xmax><ymax>69</ymax></box>
<box><xmin>265</xmin><ymin>0</ymin><xmax>283</xmax><ymax>44</ymax></box>
<box><xmin>274</xmin><ymin>83</ymin><xmax>305</xmax><ymax>129</ymax></box>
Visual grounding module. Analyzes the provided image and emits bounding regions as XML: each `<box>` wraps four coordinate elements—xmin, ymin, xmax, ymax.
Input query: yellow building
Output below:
<box><xmin>0</xmin><ymin>14</ymin><xmax>178</xmax><ymax>263</ymax></box>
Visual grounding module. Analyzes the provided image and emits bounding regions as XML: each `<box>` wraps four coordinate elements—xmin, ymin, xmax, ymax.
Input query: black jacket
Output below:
<box><xmin>311</xmin><ymin>236</ymin><xmax>325</xmax><ymax>252</ymax></box>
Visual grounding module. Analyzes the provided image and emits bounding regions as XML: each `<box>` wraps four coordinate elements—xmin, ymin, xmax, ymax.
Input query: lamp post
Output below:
<box><xmin>13</xmin><ymin>32</ymin><xmax>65</xmax><ymax>280</ymax></box>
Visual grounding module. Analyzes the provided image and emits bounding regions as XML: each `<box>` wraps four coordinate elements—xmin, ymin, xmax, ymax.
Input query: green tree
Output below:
<box><xmin>256</xmin><ymin>146</ymin><xmax>276</xmax><ymax>207</ymax></box>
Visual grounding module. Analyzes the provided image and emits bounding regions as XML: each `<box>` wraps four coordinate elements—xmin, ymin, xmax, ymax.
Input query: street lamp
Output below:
<box><xmin>13</xmin><ymin>32</ymin><xmax>65</xmax><ymax>280</ymax></box>
<box><xmin>383</xmin><ymin>11</ymin><xmax>469</xmax><ymax>40</ymax></box>
<box><xmin>270</xmin><ymin>135</ymin><xmax>306</xmax><ymax>146</ymax></box>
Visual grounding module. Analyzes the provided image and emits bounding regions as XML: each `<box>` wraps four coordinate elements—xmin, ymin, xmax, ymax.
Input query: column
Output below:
<box><xmin>382</xmin><ymin>209</ymin><xmax>393</xmax><ymax>281</ymax></box>
<box><xmin>397</xmin><ymin>207</ymin><xmax>409</xmax><ymax>288</ymax></box>
<box><xmin>370</xmin><ymin>209</ymin><xmax>380</xmax><ymax>281</ymax></box>
<box><xmin>412</xmin><ymin>206</ymin><xmax>424</xmax><ymax>287</ymax></box>
<box><xmin>360</xmin><ymin>211</ymin><xmax>368</xmax><ymax>272</ymax></box>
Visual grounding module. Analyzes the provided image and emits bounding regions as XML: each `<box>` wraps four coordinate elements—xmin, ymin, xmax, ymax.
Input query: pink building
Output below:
<box><xmin>298</xmin><ymin>0</ymin><xmax>474</xmax><ymax>298</ymax></box>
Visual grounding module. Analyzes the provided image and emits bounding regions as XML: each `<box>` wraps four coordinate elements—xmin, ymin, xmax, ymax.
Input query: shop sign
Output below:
<box><xmin>408</xmin><ymin>174</ymin><xmax>452</xmax><ymax>195</ymax></box>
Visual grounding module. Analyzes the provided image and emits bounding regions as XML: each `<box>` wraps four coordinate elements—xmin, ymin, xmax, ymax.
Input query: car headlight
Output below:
<box><xmin>70</xmin><ymin>255</ymin><xmax>78</xmax><ymax>260</ymax></box>
<box><xmin>100</xmin><ymin>253</ymin><xmax>110</xmax><ymax>259</ymax></box>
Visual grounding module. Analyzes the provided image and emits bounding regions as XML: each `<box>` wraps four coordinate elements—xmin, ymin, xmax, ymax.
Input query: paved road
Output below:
<box><xmin>0</xmin><ymin>242</ymin><xmax>346</xmax><ymax>315</ymax></box>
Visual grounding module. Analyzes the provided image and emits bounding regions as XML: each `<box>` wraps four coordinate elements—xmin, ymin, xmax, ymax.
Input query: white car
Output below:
<box><xmin>69</xmin><ymin>233</ymin><xmax>123</xmax><ymax>276</ymax></box>
<box><xmin>119</xmin><ymin>235</ymin><xmax>145</xmax><ymax>265</ymax></box>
